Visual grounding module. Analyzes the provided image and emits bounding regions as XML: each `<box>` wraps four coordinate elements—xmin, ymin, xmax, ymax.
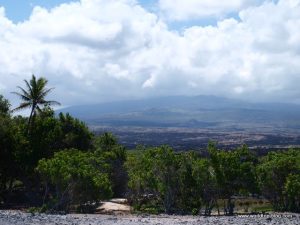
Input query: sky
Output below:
<box><xmin>0</xmin><ymin>0</ymin><xmax>300</xmax><ymax>107</ymax></box>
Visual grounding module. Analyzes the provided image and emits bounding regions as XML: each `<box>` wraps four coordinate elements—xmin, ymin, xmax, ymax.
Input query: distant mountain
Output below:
<box><xmin>57</xmin><ymin>95</ymin><xmax>300</xmax><ymax>130</ymax></box>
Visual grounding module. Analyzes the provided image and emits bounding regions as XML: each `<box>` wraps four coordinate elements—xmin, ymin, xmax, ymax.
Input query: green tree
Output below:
<box><xmin>36</xmin><ymin>149</ymin><xmax>112</xmax><ymax>212</ymax></box>
<box><xmin>191</xmin><ymin>156</ymin><xmax>218</xmax><ymax>215</ymax></box>
<box><xmin>127</xmin><ymin>146</ymin><xmax>217</xmax><ymax>215</ymax></box>
<box><xmin>0</xmin><ymin>95</ymin><xmax>10</xmax><ymax>115</ymax></box>
<box><xmin>127</xmin><ymin>146</ymin><xmax>181</xmax><ymax>214</ymax></box>
<box><xmin>58</xmin><ymin>113</ymin><xmax>93</xmax><ymax>151</ymax></box>
<box><xmin>208</xmin><ymin>143</ymin><xmax>258</xmax><ymax>215</ymax></box>
<box><xmin>18</xmin><ymin>109</ymin><xmax>95</xmax><ymax>206</ymax></box>
<box><xmin>94</xmin><ymin>132</ymin><xmax>118</xmax><ymax>152</ymax></box>
<box><xmin>0</xmin><ymin>96</ymin><xmax>27</xmax><ymax>205</ymax></box>
<box><xmin>94</xmin><ymin>133</ymin><xmax>127</xmax><ymax>197</ymax></box>
<box><xmin>284</xmin><ymin>174</ymin><xmax>300</xmax><ymax>212</ymax></box>
<box><xmin>126</xmin><ymin>146</ymin><xmax>151</xmax><ymax>211</ymax></box>
<box><xmin>152</xmin><ymin>146</ymin><xmax>178</xmax><ymax>213</ymax></box>
<box><xmin>175</xmin><ymin>152</ymin><xmax>209</xmax><ymax>214</ymax></box>
<box><xmin>257</xmin><ymin>149</ymin><xmax>300</xmax><ymax>212</ymax></box>
<box><xmin>24</xmin><ymin>108</ymin><xmax>62</xmax><ymax>173</ymax></box>
<box><xmin>12</xmin><ymin>75</ymin><xmax>60</xmax><ymax>131</ymax></box>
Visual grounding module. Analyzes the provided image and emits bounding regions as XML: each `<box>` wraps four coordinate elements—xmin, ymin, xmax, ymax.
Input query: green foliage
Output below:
<box><xmin>208</xmin><ymin>143</ymin><xmax>258</xmax><ymax>215</ymax></box>
<box><xmin>126</xmin><ymin>146</ymin><xmax>174</xmax><ymax>213</ymax></box>
<box><xmin>190</xmin><ymin>154</ymin><xmax>217</xmax><ymax>215</ymax></box>
<box><xmin>175</xmin><ymin>152</ymin><xmax>207</xmax><ymax>213</ymax></box>
<box><xmin>150</xmin><ymin>146</ymin><xmax>178</xmax><ymax>213</ymax></box>
<box><xmin>257</xmin><ymin>149</ymin><xmax>300</xmax><ymax>212</ymax></box>
<box><xmin>20</xmin><ymin>110</ymin><xmax>94</xmax><ymax>175</ymax></box>
<box><xmin>0</xmin><ymin>98</ymin><xmax>27</xmax><ymax>203</ymax></box>
<box><xmin>94</xmin><ymin>132</ymin><xmax>118</xmax><ymax>152</ymax></box>
<box><xmin>284</xmin><ymin>174</ymin><xmax>300</xmax><ymax>212</ymax></box>
<box><xmin>0</xmin><ymin>95</ymin><xmax>10</xmax><ymax>115</ymax></box>
<box><xmin>126</xmin><ymin>146</ymin><xmax>212</xmax><ymax>214</ymax></box>
<box><xmin>25</xmin><ymin>108</ymin><xmax>61</xmax><ymax>173</ymax></box>
<box><xmin>58</xmin><ymin>113</ymin><xmax>93</xmax><ymax>151</ymax></box>
<box><xmin>12</xmin><ymin>74</ymin><xmax>60</xmax><ymax>132</ymax></box>
<box><xmin>5</xmin><ymin>109</ymin><xmax>95</xmax><ymax>202</ymax></box>
<box><xmin>36</xmin><ymin>149</ymin><xmax>112</xmax><ymax>212</ymax></box>
<box><xmin>93</xmin><ymin>132</ymin><xmax>128</xmax><ymax>197</ymax></box>
<box><xmin>1</xmin><ymin>94</ymin><xmax>94</xmax><ymax>207</ymax></box>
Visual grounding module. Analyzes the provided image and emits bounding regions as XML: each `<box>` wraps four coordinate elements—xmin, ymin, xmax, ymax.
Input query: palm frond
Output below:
<box><xmin>30</xmin><ymin>75</ymin><xmax>39</xmax><ymax>99</ymax></box>
<box><xmin>16</xmin><ymin>85</ymin><xmax>31</xmax><ymax>96</ymax></box>
<box><xmin>13</xmin><ymin>74</ymin><xmax>60</xmax><ymax>119</ymax></box>
<box><xmin>12</xmin><ymin>102</ymin><xmax>31</xmax><ymax>112</ymax></box>
<box><xmin>11</xmin><ymin>91</ymin><xmax>31</xmax><ymax>102</ymax></box>
<box><xmin>36</xmin><ymin>77</ymin><xmax>47</xmax><ymax>92</ymax></box>
<box><xmin>24</xmin><ymin>79</ymin><xmax>34</xmax><ymax>98</ymax></box>
<box><xmin>38</xmin><ymin>87</ymin><xmax>54</xmax><ymax>100</ymax></box>
<box><xmin>15</xmin><ymin>85</ymin><xmax>31</xmax><ymax>99</ymax></box>
<box><xmin>33</xmin><ymin>77</ymin><xmax>48</xmax><ymax>100</ymax></box>
<box><xmin>41</xmin><ymin>100</ymin><xmax>61</xmax><ymax>106</ymax></box>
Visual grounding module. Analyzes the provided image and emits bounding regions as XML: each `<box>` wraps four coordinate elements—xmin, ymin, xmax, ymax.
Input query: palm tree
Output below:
<box><xmin>12</xmin><ymin>74</ymin><xmax>61</xmax><ymax>130</ymax></box>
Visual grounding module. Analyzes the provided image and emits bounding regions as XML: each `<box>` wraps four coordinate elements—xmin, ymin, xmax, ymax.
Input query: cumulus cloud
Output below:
<box><xmin>158</xmin><ymin>0</ymin><xmax>263</xmax><ymax>21</ymax></box>
<box><xmin>0</xmin><ymin>0</ymin><xmax>300</xmax><ymax>106</ymax></box>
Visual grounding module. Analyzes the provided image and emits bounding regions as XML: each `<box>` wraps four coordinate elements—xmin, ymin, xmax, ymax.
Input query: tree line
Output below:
<box><xmin>0</xmin><ymin>75</ymin><xmax>299</xmax><ymax>214</ymax></box>
<box><xmin>126</xmin><ymin>144</ymin><xmax>299</xmax><ymax>215</ymax></box>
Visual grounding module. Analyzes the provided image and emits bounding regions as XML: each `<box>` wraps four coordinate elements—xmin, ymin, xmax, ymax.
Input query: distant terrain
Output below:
<box><xmin>59</xmin><ymin>95</ymin><xmax>300</xmax><ymax>151</ymax></box>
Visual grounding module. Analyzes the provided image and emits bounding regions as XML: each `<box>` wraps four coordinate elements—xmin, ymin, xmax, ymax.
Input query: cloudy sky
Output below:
<box><xmin>0</xmin><ymin>0</ymin><xmax>300</xmax><ymax>107</ymax></box>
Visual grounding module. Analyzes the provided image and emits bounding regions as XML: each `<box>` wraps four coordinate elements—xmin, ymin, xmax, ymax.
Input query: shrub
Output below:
<box><xmin>36</xmin><ymin>149</ymin><xmax>112</xmax><ymax>212</ymax></box>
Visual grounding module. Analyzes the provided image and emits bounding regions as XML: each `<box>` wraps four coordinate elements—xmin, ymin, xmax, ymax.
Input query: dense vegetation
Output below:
<box><xmin>0</xmin><ymin>76</ymin><xmax>299</xmax><ymax>214</ymax></box>
<box><xmin>126</xmin><ymin>144</ymin><xmax>299</xmax><ymax>215</ymax></box>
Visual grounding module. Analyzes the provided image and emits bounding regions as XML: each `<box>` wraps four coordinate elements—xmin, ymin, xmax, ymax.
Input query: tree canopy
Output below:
<box><xmin>12</xmin><ymin>75</ymin><xmax>60</xmax><ymax>131</ymax></box>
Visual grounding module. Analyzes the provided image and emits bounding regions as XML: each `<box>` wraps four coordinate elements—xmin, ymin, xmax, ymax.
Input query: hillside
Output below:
<box><xmin>58</xmin><ymin>95</ymin><xmax>300</xmax><ymax>130</ymax></box>
<box><xmin>57</xmin><ymin>96</ymin><xmax>300</xmax><ymax>150</ymax></box>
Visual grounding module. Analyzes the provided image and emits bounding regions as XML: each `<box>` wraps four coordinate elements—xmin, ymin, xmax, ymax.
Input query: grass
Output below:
<box><xmin>235</xmin><ymin>198</ymin><xmax>272</xmax><ymax>213</ymax></box>
<box><xmin>208</xmin><ymin>197</ymin><xmax>273</xmax><ymax>215</ymax></box>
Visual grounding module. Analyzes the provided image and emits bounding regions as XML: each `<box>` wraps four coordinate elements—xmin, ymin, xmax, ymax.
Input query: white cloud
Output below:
<box><xmin>1</xmin><ymin>0</ymin><xmax>300</xmax><ymax>107</ymax></box>
<box><xmin>158</xmin><ymin>0</ymin><xmax>263</xmax><ymax>21</ymax></box>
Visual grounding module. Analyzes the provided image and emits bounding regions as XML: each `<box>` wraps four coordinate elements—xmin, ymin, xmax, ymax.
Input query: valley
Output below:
<box><xmin>58</xmin><ymin>95</ymin><xmax>300</xmax><ymax>152</ymax></box>
<box><xmin>92</xmin><ymin>126</ymin><xmax>300</xmax><ymax>153</ymax></box>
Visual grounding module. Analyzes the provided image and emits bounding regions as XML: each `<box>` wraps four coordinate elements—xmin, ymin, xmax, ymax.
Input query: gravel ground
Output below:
<box><xmin>0</xmin><ymin>210</ymin><xmax>299</xmax><ymax>225</ymax></box>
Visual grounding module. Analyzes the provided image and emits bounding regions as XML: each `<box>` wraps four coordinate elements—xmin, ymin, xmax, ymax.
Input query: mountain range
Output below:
<box><xmin>58</xmin><ymin>95</ymin><xmax>300</xmax><ymax>131</ymax></box>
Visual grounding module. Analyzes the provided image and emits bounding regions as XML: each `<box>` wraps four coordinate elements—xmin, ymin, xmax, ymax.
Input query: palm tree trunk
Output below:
<box><xmin>27</xmin><ymin>105</ymin><xmax>35</xmax><ymax>134</ymax></box>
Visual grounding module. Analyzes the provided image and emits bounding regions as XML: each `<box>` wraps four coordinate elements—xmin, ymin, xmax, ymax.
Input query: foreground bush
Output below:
<box><xmin>126</xmin><ymin>146</ymin><xmax>216</xmax><ymax>214</ymax></box>
<box><xmin>208</xmin><ymin>143</ymin><xmax>258</xmax><ymax>215</ymax></box>
<box><xmin>93</xmin><ymin>132</ymin><xmax>128</xmax><ymax>197</ymax></box>
<box><xmin>127</xmin><ymin>144</ymin><xmax>261</xmax><ymax>215</ymax></box>
<box><xmin>36</xmin><ymin>149</ymin><xmax>112</xmax><ymax>212</ymax></box>
<box><xmin>257</xmin><ymin>149</ymin><xmax>300</xmax><ymax>212</ymax></box>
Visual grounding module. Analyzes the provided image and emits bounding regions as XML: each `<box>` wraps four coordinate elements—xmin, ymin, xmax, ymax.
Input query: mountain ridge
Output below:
<box><xmin>57</xmin><ymin>95</ymin><xmax>300</xmax><ymax>130</ymax></box>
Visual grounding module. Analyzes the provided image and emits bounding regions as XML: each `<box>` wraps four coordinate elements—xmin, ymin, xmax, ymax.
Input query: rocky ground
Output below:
<box><xmin>0</xmin><ymin>210</ymin><xmax>299</xmax><ymax>225</ymax></box>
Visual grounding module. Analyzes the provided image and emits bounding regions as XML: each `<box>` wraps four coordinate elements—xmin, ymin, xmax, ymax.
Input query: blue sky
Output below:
<box><xmin>0</xmin><ymin>0</ymin><xmax>218</xmax><ymax>29</ymax></box>
<box><xmin>0</xmin><ymin>0</ymin><xmax>156</xmax><ymax>22</ymax></box>
<box><xmin>0</xmin><ymin>0</ymin><xmax>71</xmax><ymax>22</ymax></box>
<box><xmin>0</xmin><ymin>0</ymin><xmax>300</xmax><ymax>106</ymax></box>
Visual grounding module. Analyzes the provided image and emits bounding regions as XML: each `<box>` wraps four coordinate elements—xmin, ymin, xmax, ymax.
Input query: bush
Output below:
<box><xmin>36</xmin><ymin>149</ymin><xmax>112</xmax><ymax>212</ymax></box>
<box><xmin>257</xmin><ymin>149</ymin><xmax>300</xmax><ymax>212</ymax></box>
